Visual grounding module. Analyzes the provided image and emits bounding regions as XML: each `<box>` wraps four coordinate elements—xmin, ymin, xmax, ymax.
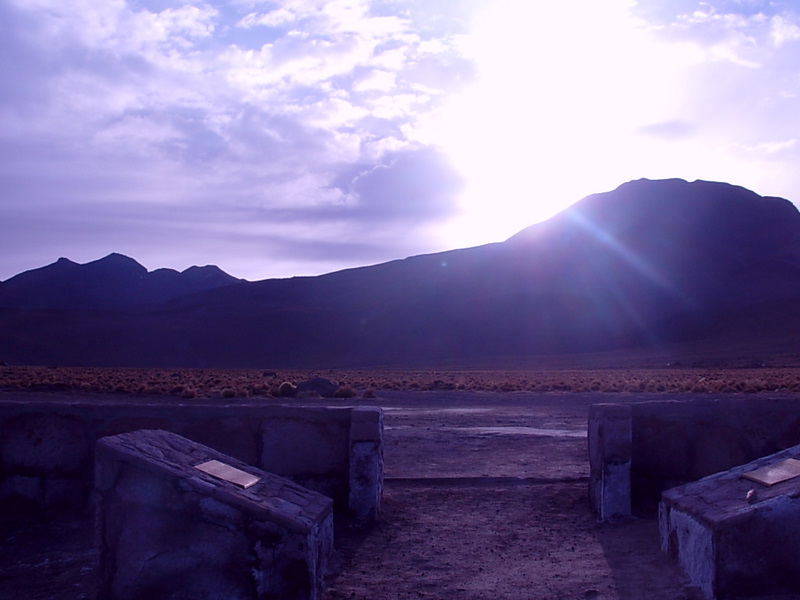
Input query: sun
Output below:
<box><xmin>414</xmin><ymin>0</ymin><xmax>709</xmax><ymax>249</ymax></box>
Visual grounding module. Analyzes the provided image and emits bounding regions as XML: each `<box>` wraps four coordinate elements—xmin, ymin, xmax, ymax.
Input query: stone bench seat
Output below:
<box><xmin>96</xmin><ymin>429</ymin><xmax>334</xmax><ymax>600</ymax></box>
<box><xmin>659</xmin><ymin>444</ymin><xmax>800</xmax><ymax>600</ymax></box>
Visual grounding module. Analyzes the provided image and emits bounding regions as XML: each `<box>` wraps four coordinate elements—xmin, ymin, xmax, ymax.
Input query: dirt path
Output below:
<box><xmin>324</xmin><ymin>391</ymin><xmax>703</xmax><ymax>600</ymax></box>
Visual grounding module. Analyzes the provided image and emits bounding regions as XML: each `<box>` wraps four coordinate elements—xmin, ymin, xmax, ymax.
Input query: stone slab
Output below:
<box><xmin>96</xmin><ymin>429</ymin><xmax>334</xmax><ymax>600</ymax></box>
<box><xmin>660</xmin><ymin>444</ymin><xmax>800</xmax><ymax>600</ymax></box>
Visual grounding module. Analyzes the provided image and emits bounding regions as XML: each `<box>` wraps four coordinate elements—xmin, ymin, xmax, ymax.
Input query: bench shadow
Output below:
<box><xmin>594</xmin><ymin>516</ymin><xmax>705</xmax><ymax>600</ymax></box>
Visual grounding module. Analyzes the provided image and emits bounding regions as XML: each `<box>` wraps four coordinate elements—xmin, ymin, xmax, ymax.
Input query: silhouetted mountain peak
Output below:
<box><xmin>99</xmin><ymin>252</ymin><xmax>136</xmax><ymax>262</ymax></box>
<box><xmin>80</xmin><ymin>254</ymin><xmax>148</xmax><ymax>285</ymax></box>
<box><xmin>510</xmin><ymin>178</ymin><xmax>800</xmax><ymax>246</ymax></box>
<box><xmin>88</xmin><ymin>252</ymin><xmax>146</xmax><ymax>270</ymax></box>
<box><xmin>0</xmin><ymin>254</ymin><xmax>241</xmax><ymax>310</ymax></box>
<box><xmin>577</xmin><ymin>178</ymin><xmax>798</xmax><ymax>227</ymax></box>
<box><xmin>181</xmin><ymin>264</ymin><xmax>241</xmax><ymax>286</ymax></box>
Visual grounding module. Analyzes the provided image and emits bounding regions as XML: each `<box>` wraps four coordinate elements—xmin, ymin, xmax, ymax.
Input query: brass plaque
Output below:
<box><xmin>194</xmin><ymin>459</ymin><xmax>260</xmax><ymax>489</ymax></box>
<box><xmin>742</xmin><ymin>458</ymin><xmax>800</xmax><ymax>487</ymax></box>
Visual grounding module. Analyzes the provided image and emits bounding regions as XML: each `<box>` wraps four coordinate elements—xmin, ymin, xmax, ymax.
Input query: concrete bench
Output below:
<box><xmin>0</xmin><ymin>397</ymin><xmax>382</xmax><ymax>526</ymax></box>
<box><xmin>589</xmin><ymin>398</ymin><xmax>800</xmax><ymax>520</ymax></box>
<box><xmin>96</xmin><ymin>429</ymin><xmax>333</xmax><ymax>600</ymax></box>
<box><xmin>659</xmin><ymin>444</ymin><xmax>800</xmax><ymax>600</ymax></box>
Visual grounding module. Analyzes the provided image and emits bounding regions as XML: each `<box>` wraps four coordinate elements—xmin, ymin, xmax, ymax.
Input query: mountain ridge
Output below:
<box><xmin>2</xmin><ymin>178</ymin><xmax>800</xmax><ymax>368</ymax></box>
<box><xmin>0</xmin><ymin>253</ymin><xmax>243</xmax><ymax>309</ymax></box>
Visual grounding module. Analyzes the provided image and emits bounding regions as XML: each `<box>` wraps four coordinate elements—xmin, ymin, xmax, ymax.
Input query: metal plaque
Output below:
<box><xmin>194</xmin><ymin>459</ymin><xmax>260</xmax><ymax>489</ymax></box>
<box><xmin>742</xmin><ymin>458</ymin><xmax>800</xmax><ymax>487</ymax></box>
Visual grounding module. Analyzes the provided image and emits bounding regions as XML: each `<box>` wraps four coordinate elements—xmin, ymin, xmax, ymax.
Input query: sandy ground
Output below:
<box><xmin>0</xmin><ymin>391</ymin><xmax>708</xmax><ymax>599</ymax></box>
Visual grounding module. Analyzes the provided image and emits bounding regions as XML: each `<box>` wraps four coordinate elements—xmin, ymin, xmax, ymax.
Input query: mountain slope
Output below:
<box><xmin>2</xmin><ymin>178</ymin><xmax>800</xmax><ymax>368</ymax></box>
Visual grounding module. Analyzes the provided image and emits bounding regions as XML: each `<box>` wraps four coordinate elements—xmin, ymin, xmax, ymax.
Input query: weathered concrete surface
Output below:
<box><xmin>588</xmin><ymin>404</ymin><xmax>632</xmax><ymax>521</ymax></box>
<box><xmin>659</xmin><ymin>444</ymin><xmax>800</xmax><ymax>600</ymax></box>
<box><xmin>96</xmin><ymin>429</ymin><xmax>334</xmax><ymax>600</ymax></box>
<box><xmin>349</xmin><ymin>407</ymin><xmax>384</xmax><ymax>527</ymax></box>
<box><xmin>0</xmin><ymin>397</ymin><xmax>383</xmax><ymax>525</ymax></box>
<box><xmin>589</xmin><ymin>398</ymin><xmax>800</xmax><ymax>518</ymax></box>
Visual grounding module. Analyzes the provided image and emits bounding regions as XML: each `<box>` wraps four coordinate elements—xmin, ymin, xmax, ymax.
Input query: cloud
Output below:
<box><xmin>239</xmin><ymin>8</ymin><xmax>296</xmax><ymax>29</ymax></box>
<box><xmin>731</xmin><ymin>138</ymin><xmax>799</xmax><ymax>155</ymax></box>
<box><xmin>637</xmin><ymin>120</ymin><xmax>696</xmax><ymax>140</ymax></box>
<box><xmin>0</xmin><ymin>2</ymin><xmax>472</xmax><ymax>185</ymax></box>
<box><xmin>770</xmin><ymin>14</ymin><xmax>800</xmax><ymax>46</ymax></box>
<box><xmin>652</xmin><ymin>2</ymin><xmax>800</xmax><ymax>60</ymax></box>
<box><xmin>338</xmin><ymin>147</ymin><xmax>465</xmax><ymax>219</ymax></box>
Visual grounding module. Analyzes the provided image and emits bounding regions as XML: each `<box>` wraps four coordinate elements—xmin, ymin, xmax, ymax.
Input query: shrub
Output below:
<box><xmin>278</xmin><ymin>382</ymin><xmax>297</xmax><ymax>397</ymax></box>
<box><xmin>334</xmin><ymin>385</ymin><xmax>357</xmax><ymax>398</ymax></box>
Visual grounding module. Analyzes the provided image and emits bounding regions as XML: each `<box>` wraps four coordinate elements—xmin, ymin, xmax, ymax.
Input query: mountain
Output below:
<box><xmin>2</xmin><ymin>178</ymin><xmax>800</xmax><ymax>368</ymax></box>
<box><xmin>0</xmin><ymin>253</ymin><xmax>243</xmax><ymax>309</ymax></box>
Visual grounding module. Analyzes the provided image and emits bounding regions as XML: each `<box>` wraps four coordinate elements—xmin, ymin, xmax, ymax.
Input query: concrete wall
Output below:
<box><xmin>589</xmin><ymin>398</ymin><xmax>800</xmax><ymax>519</ymax></box>
<box><xmin>0</xmin><ymin>398</ymin><xmax>383</xmax><ymax>525</ymax></box>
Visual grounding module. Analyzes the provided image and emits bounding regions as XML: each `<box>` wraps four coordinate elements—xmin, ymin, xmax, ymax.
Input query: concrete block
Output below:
<box><xmin>348</xmin><ymin>407</ymin><xmax>383</xmax><ymax>527</ymax></box>
<box><xmin>96</xmin><ymin>429</ymin><xmax>334</xmax><ymax>600</ymax></box>
<box><xmin>660</xmin><ymin>444</ymin><xmax>800</xmax><ymax>599</ymax></box>
<box><xmin>588</xmin><ymin>403</ymin><xmax>632</xmax><ymax>520</ymax></box>
<box><xmin>349</xmin><ymin>441</ymin><xmax>383</xmax><ymax>527</ymax></box>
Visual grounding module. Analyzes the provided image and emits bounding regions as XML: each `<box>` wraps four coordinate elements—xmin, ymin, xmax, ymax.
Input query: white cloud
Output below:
<box><xmin>353</xmin><ymin>70</ymin><xmax>397</xmax><ymax>91</ymax></box>
<box><xmin>239</xmin><ymin>8</ymin><xmax>296</xmax><ymax>28</ymax></box>
<box><xmin>731</xmin><ymin>138</ymin><xmax>799</xmax><ymax>155</ymax></box>
<box><xmin>770</xmin><ymin>14</ymin><xmax>800</xmax><ymax>46</ymax></box>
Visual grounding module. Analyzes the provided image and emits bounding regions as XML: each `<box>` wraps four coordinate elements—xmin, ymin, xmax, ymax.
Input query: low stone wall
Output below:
<box><xmin>97</xmin><ymin>429</ymin><xmax>334</xmax><ymax>600</ymax></box>
<box><xmin>589</xmin><ymin>397</ymin><xmax>800</xmax><ymax>519</ymax></box>
<box><xmin>0</xmin><ymin>397</ymin><xmax>383</xmax><ymax>525</ymax></box>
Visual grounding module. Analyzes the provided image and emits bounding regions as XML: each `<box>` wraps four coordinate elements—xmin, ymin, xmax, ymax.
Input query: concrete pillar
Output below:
<box><xmin>348</xmin><ymin>407</ymin><xmax>384</xmax><ymax>527</ymax></box>
<box><xmin>588</xmin><ymin>403</ymin><xmax>632</xmax><ymax>521</ymax></box>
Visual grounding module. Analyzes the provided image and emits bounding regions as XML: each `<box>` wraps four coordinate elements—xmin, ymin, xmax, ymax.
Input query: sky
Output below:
<box><xmin>2</xmin><ymin>0</ymin><xmax>800</xmax><ymax>281</ymax></box>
